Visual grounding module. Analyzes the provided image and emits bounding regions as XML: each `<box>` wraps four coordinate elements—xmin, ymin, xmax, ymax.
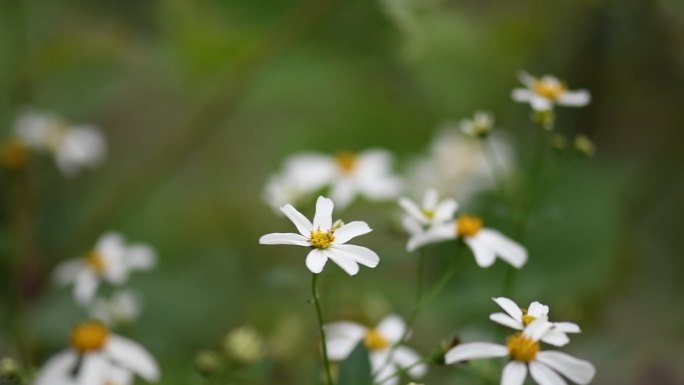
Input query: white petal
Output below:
<box><xmin>433</xmin><ymin>199</ymin><xmax>458</xmax><ymax>223</ymax></box>
<box><xmin>401</xmin><ymin>216</ymin><xmax>423</xmax><ymax>235</ymax></box>
<box><xmin>371</xmin><ymin>351</ymin><xmax>396</xmax><ymax>385</ymax></box>
<box><xmin>554</xmin><ymin>322</ymin><xmax>581</xmax><ymax>334</ymax></box>
<box><xmin>492</xmin><ymin>297</ymin><xmax>523</xmax><ymax>321</ymax></box>
<box><xmin>393</xmin><ymin>346</ymin><xmax>427</xmax><ymax>378</ymax></box>
<box><xmin>376</xmin><ymin>314</ymin><xmax>406</xmax><ymax>344</ymax></box>
<box><xmin>78</xmin><ymin>354</ymin><xmax>109</xmax><ymax>385</ymax></box>
<box><xmin>529</xmin><ymin>361</ymin><xmax>567</xmax><ymax>385</ymax></box>
<box><xmin>530</xmin><ymin>95</ymin><xmax>553</xmax><ymax>111</ymax></box>
<box><xmin>74</xmin><ymin>271</ymin><xmax>99</xmax><ymax>305</ymax></box>
<box><xmin>541</xmin><ymin>330</ymin><xmax>570</xmax><ymax>347</ymax></box>
<box><xmin>126</xmin><ymin>244</ymin><xmax>157</xmax><ymax>270</ymax></box>
<box><xmin>512</xmin><ymin>88</ymin><xmax>533</xmax><ymax>102</ymax></box>
<box><xmin>489</xmin><ymin>312</ymin><xmax>524</xmax><ymax>330</ymax></box>
<box><xmin>422</xmin><ymin>189</ymin><xmax>439</xmax><ymax>210</ymax></box>
<box><xmin>97</xmin><ymin>232</ymin><xmax>126</xmax><ymax>259</ymax></box>
<box><xmin>106</xmin><ymin>364</ymin><xmax>134</xmax><ymax>385</ymax></box>
<box><xmin>330</xmin><ymin>179</ymin><xmax>357</xmax><ymax>209</ymax></box>
<box><xmin>536</xmin><ymin>351</ymin><xmax>596</xmax><ymax>384</ymax></box>
<box><xmin>478</xmin><ymin>229</ymin><xmax>527</xmax><ymax>268</ymax></box>
<box><xmin>527</xmin><ymin>302</ymin><xmax>549</xmax><ymax>318</ymax></box>
<box><xmin>517</xmin><ymin>71</ymin><xmax>536</xmax><ymax>87</ymax></box>
<box><xmin>324</xmin><ymin>249</ymin><xmax>359</xmax><ymax>276</ymax></box>
<box><xmin>502</xmin><ymin>361</ymin><xmax>528</xmax><ymax>385</ymax></box>
<box><xmin>33</xmin><ymin>350</ymin><xmax>78</xmax><ymax>385</ymax></box>
<box><xmin>523</xmin><ymin>319</ymin><xmax>554</xmax><ymax>342</ymax></box>
<box><xmin>324</xmin><ymin>322</ymin><xmax>366</xmax><ymax>361</ymax></box>
<box><xmin>407</xmin><ymin>223</ymin><xmax>455</xmax><ymax>252</ymax></box>
<box><xmin>105</xmin><ymin>335</ymin><xmax>160</xmax><ymax>382</ymax></box>
<box><xmin>313</xmin><ymin>196</ymin><xmax>334</xmax><ymax>230</ymax></box>
<box><xmin>53</xmin><ymin>259</ymin><xmax>84</xmax><ymax>285</ymax></box>
<box><xmin>399</xmin><ymin>197</ymin><xmax>428</xmax><ymax>225</ymax></box>
<box><xmin>357</xmin><ymin>174</ymin><xmax>402</xmax><ymax>200</ymax></box>
<box><xmin>330</xmin><ymin>244</ymin><xmax>379</xmax><ymax>268</ymax></box>
<box><xmin>444</xmin><ymin>343</ymin><xmax>508</xmax><ymax>364</ymax></box>
<box><xmin>558</xmin><ymin>90</ymin><xmax>590</xmax><ymax>107</ymax></box>
<box><xmin>333</xmin><ymin>221</ymin><xmax>372</xmax><ymax>244</ymax></box>
<box><xmin>465</xmin><ymin>236</ymin><xmax>496</xmax><ymax>268</ymax></box>
<box><xmin>259</xmin><ymin>233</ymin><xmax>310</xmax><ymax>247</ymax></box>
<box><xmin>305</xmin><ymin>249</ymin><xmax>328</xmax><ymax>273</ymax></box>
<box><xmin>279</xmin><ymin>204</ymin><xmax>313</xmax><ymax>236</ymax></box>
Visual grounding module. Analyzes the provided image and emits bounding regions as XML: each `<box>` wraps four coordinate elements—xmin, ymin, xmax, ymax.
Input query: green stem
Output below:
<box><xmin>311</xmin><ymin>273</ymin><xmax>334</xmax><ymax>385</ymax></box>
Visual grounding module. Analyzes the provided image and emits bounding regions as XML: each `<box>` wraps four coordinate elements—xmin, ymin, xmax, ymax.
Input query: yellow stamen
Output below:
<box><xmin>364</xmin><ymin>329</ymin><xmax>390</xmax><ymax>351</ymax></box>
<box><xmin>507</xmin><ymin>333</ymin><xmax>540</xmax><ymax>362</ymax></box>
<box><xmin>310</xmin><ymin>230</ymin><xmax>335</xmax><ymax>249</ymax></box>
<box><xmin>421</xmin><ymin>209</ymin><xmax>435</xmax><ymax>219</ymax></box>
<box><xmin>456</xmin><ymin>215</ymin><xmax>483</xmax><ymax>237</ymax></box>
<box><xmin>520</xmin><ymin>308</ymin><xmax>536</xmax><ymax>326</ymax></box>
<box><xmin>335</xmin><ymin>151</ymin><xmax>357</xmax><ymax>174</ymax></box>
<box><xmin>71</xmin><ymin>321</ymin><xmax>109</xmax><ymax>353</ymax></box>
<box><xmin>532</xmin><ymin>79</ymin><xmax>567</xmax><ymax>101</ymax></box>
<box><xmin>85</xmin><ymin>251</ymin><xmax>106</xmax><ymax>274</ymax></box>
<box><xmin>0</xmin><ymin>139</ymin><xmax>29</xmax><ymax>170</ymax></box>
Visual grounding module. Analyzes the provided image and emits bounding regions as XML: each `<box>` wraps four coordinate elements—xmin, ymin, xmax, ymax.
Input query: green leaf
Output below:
<box><xmin>337</xmin><ymin>341</ymin><xmax>372</xmax><ymax>385</ymax></box>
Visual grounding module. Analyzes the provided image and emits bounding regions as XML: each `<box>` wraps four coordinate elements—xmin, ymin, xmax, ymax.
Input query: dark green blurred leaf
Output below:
<box><xmin>337</xmin><ymin>341</ymin><xmax>372</xmax><ymax>385</ymax></box>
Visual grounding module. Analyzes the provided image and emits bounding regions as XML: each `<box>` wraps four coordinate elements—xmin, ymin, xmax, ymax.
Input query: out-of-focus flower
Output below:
<box><xmin>325</xmin><ymin>315</ymin><xmax>427</xmax><ymax>385</ymax></box>
<box><xmin>445</xmin><ymin>320</ymin><xmax>595</xmax><ymax>385</ymax></box>
<box><xmin>512</xmin><ymin>71</ymin><xmax>591</xmax><ymax>111</ymax></box>
<box><xmin>574</xmin><ymin>135</ymin><xmax>596</xmax><ymax>157</ymax></box>
<box><xmin>263</xmin><ymin>149</ymin><xmax>402</xmax><ymax>210</ymax></box>
<box><xmin>259</xmin><ymin>196</ymin><xmax>379</xmax><ymax>275</ymax></box>
<box><xmin>223</xmin><ymin>326</ymin><xmax>266</xmax><ymax>365</ymax></box>
<box><xmin>398</xmin><ymin>189</ymin><xmax>457</xmax><ymax>236</ymax></box>
<box><xmin>90</xmin><ymin>290</ymin><xmax>141</xmax><ymax>326</ymax></box>
<box><xmin>460</xmin><ymin>111</ymin><xmax>495</xmax><ymax>138</ymax></box>
<box><xmin>54</xmin><ymin>232</ymin><xmax>157</xmax><ymax>305</ymax></box>
<box><xmin>33</xmin><ymin>321</ymin><xmax>160</xmax><ymax>385</ymax></box>
<box><xmin>262</xmin><ymin>173</ymin><xmax>312</xmax><ymax>212</ymax></box>
<box><xmin>407</xmin><ymin>214</ymin><xmax>527</xmax><ymax>268</ymax></box>
<box><xmin>0</xmin><ymin>138</ymin><xmax>30</xmax><ymax>170</ymax></box>
<box><xmin>194</xmin><ymin>350</ymin><xmax>222</xmax><ymax>375</ymax></box>
<box><xmin>13</xmin><ymin>110</ymin><xmax>106</xmax><ymax>176</ymax></box>
<box><xmin>489</xmin><ymin>297</ymin><xmax>581</xmax><ymax>347</ymax></box>
<box><xmin>406</xmin><ymin>125</ymin><xmax>514</xmax><ymax>203</ymax></box>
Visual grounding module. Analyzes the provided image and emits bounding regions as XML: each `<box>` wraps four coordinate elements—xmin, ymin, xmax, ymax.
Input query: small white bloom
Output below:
<box><xmin>33</xmin><ymin>321</ymin><xmax>160</xmax><ymax>385</ymax></box>
<box><xmin>460</xmin><ymin>111</ymin><xmax>495</xmax><ymax>137</ymax></box>
<box><xmin>512</xmin><ymin>71</ymin><xmax>591</xmax><ymax>111</ymax></box>
<box><xmin>445</xmin><ymin>320</ymin><xmax>595</xmax><ymax>385</ymax></box>
<box><xmin>489</xmin><ymin>297</ymin><xmax>581</xmax><ymax>347</ymax></box>
<box><xmin>54</xmin><ymin>232</ymin><xmax>157</xmax><ymax>305</ymax></box>
<box><xmin>398</xmin><ymin>189</ymin><xmax>457</xmax><ymax>236</ymax></box>
<box><xmin>263</xmin><ymin>173</ymin><xmax>312</xmax><ymax>212</ymax></box>
<box><xmin>407</xmin><ymin>213</ymin><xmax>527</xmax><ymax>268</ymax></box>
<box><xmin>90</xmin><ymin>290</ymin><xmax>142</xmax><ymax>327</ymax></box>
<box><xmin>325</xmin><ymin>315</ymin><xmax>427</xmax><ymax>385</ymax></box>
<box><xmin>259</xmin><ymin>196</ymin><xmax>380</xmax><ymax>275</ymax></box>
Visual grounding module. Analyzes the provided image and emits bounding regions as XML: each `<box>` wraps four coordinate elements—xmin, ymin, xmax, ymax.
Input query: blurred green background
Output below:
<box><xmin>1</xmin><ymin>0</ymin><xmax>683</xmax><ymax>384</ymax></box>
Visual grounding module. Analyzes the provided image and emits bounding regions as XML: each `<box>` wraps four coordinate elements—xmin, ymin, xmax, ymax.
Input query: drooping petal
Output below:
<box><xmin>540</xmin><ymin>330</ymin><xmax>570</xmax><ymax>347</ymax></box>
<box><xmin>74</xmin><ymin>271</ymin><xmax>99</xmax><ymax>305</ymax></box>
<box><xmin>78</xmin><ymin>354</ymin><xmax>109</xmax><ymax>385</ymax></box>
<box><xmin>259</xmin><ymin>233</ymin><xmax>310</xmax><ymax>247</ymax></box>
<box><xmin>536</xmin><ymin>351</ymin><xmax>596</xmax><ymax>385</ymax></box>
<box><xmin>478</xmin><ymin>229</ymin><xmax>527</xmax><ymax>268</ymax></box>
<box><xmin>553</xmin><ymin>322</ymin><xmax>581</xmax><ymax>334</ymax></box>
<box><xmin>527</xmin><ymin>302</ymin><xmax>549</xmax><ymax>318</ymax></box>
<box><xmin>502</xmin><ymin>361</ymin><xmax>528</xmax><ymax>385</ymax></box>
<box><xmin>126</xmin><ymin>244</ymin><xmax>157</xmax><ymax>270</ymax></box>
<box><xmin>331</xmin><ymin>244</ymin><xmax>379</xmax><ymax>268</ymax></box>
<box><xmin>433</xmin><ymin>199</ymin><xmax>458</xmax><ymax>223</ymax></box>
<box><xmin>305</xmin><ymin>249</ymin><xmax>328</xmax><ymax>274</ymax></box>
<box><xmin>324</xmin><ymin>249</ymin><xmax>359</xmax><ymax>276</ymax></box>
<box><xmin>422</xmin><ymin>189</ymin><xmax>439</xmax><ymax>211</ymax></box>
<box><xmin>33</xmin><ymin>350</ymin><xmax>78</xmax><ymax>385</ymax></box>
<box><xmin>399</xmin><ymin>197</ymin><xmax>428</xmax><ymax>224</ymax></box>
<box><xmin>464</xmin><ymin>236</ymin><xmax>496</xmax><ymax>268</ymax></box>
<box><xmin>313</xmin><ymin>196</ymin><xmax>334</xmax><ymax>230</ymax></box>
<box><xmin>280</xmin><ymin>204</ymin><xmax>313</xmax><ymax>236</ymax></box>
<box><xmin>492</xmin><ymin>297</ymin><xmax>523</xmax><ymax>321</ymax></box>
<box><xmin>53</xmin><ymin>259</ymin><xmax>84</xmax><ymax>285</ymax></box>
<box><xmin>489</xmin><ymin>312</ymin><xmax>524</xmax><ymax>330</ymax></box>
<box><xmin>393</xmin><ymin>346</ymin><xmax>427</xmax><ymax>378</ymax></box>
<box><xmin>530</xmin><ymin>95</ymin><xmax>553</xmax><ymax>111</ymax></box>
<box><xmin>407</xmin><ymin>223</ymin><xmax>455</xmax><ymax>252</ymax></box>
<box><xmin>558</xmin><ymin>90</ymin><xmax>590</xmax><ymax>107</ymax></box>
<box><xmin>444</xmin><ymin>343</ymin><xmax>509</xmax><ymax>364</ymax></box>
<box><xmin>333</xmin><ymin>221</ymin><xmax>372</xmax><ymax>244</ymax></box>
<box><xmin>376</xmin><ymin>314</ymin><xmax>406</xmax><ymax>344</ymax></box>
<box><xmin>529</xmin><ymin>361</ymin><xmax>568</xmax><ymax>385</ymax></box>
<box><xmin>105</xmin><ymin>335</ymin><xmax>160</xmax><ymax>382</ymax></box>
<box><xmin>523</xmin><ymin>319</ymin><xmax>554</xmax><ymax>342</ymax></box>
<box><xmin>324</xmin><ymin>322</ymin><xmax>366</xmax><ymax>361</ymax></box>
<box><xmin>106</xmin><ymin>364</ymin><xmax>134</xmax><ymax>385</ymax></box>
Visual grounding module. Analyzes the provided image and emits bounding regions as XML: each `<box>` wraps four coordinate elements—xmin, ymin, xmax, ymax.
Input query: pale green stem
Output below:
<box><xmin>311</xmin><ymin>273</ymin><xmax>334</xmax><ymax>385</ymax></box>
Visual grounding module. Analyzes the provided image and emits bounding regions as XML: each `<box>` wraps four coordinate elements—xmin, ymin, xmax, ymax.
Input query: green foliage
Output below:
<box><xmin>337</xmin><ymin>342</ymin><xmax>372</xmax><ymax>385</ymax></box>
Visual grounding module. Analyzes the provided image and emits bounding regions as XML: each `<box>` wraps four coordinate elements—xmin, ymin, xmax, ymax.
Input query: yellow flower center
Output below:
<box><xmin>532</xmin><ymin>79</ymin><xmax>567</xmax><ymax>101</ymax></box>
<box><xmin>421</xmin><ymin>209</ymin><xmax>435</xmax><ymax>219</ymax></box>
<box><xmin>456</xmin><ymin>215</ymin><xmax>483</xmax><ymax>237</ymax></box>
<box><xmin>310</xmin><ymin>230</ymin><xmax>335</xmax><ymax>249</ymax></box>
<box><xmin>507</xmin><ymin>333</ymin><xmax>540</xmax><ymax>362</ymax></box>
<box><xmin>520</xmin><ymin>308</ymin><xmax>536</xmax><ymax>326</ymax></box>
<box><xmin>335</xmin><ymin>151</ymin><xmax>358</xmax><ymax>174</ymax></box>
<box><xmin>85</xmin><ymin>251</ymin><xmax>107</xmax><ymax>274</ymax></box>
<box><xmin>364</xmin><ymin>329</ymin><xmax>390</xmax><ymax>351</ymax></box>
<box><xmin>0</xmin><ymin>139</ymin><xmax>29</xmax><ymax>170</ymax></box>
<box><xmin>70</xmin><ymin>322</ymin><xmax>109</xmax><ymax>353</ymax></box>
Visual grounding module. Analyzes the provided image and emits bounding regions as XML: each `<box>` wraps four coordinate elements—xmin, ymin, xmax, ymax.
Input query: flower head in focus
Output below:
<box><xmin>512</xmin><ymin>71</ymin><xmax>590</xmax><ymax>112</ymax></box>
<box><xmin>325</xmin><ymin>315</ymin><xmax>427</xmax><ymax>385</ymax></box>
<box><xmin>460</xmin><ymin>111</ymin><xmax>495</xmax><ymax>138</ymax></box>
<box><xmin>398</xmin><ymin>189</ymin><xmax>457</xmax><ymax>236</ymax></box>
<box><xmin>33</xmin><ymin>321</ymin><xmax>160</xmax><ymax>385</ymax></box>
<box><xmin>259</xmin><ymin>196</ymin><xmax>379</xmax><ymax>275</ymax></box>
<box><xmin>445</xmin><ymin>320</ymin><xmax>595</xmax><ymax>385</ymax></box>
<box><xmin>54</xmin><ymin>232</ymin><xmax>157</xmax><ymax>305</ymax></box>
<box><xmin>90</xmin><ymin>290</ymin><xmax>142</xmax><ymax>327</ymax></box>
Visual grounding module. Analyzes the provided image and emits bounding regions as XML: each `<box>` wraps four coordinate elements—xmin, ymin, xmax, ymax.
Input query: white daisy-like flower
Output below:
<box><xmin>54</xmin><ymin>232</ymin><xmax>157</xmax><ymax>305</ymax></box>
<box><xmin>460</xmin><ymin>111</ymin><xmax>495</xmax><ymax>138</ymax></box>
<box><xmin>398</xmin><ymin>189</ymin><xmax>458</xmax><ymax>236</ymax></box>
<box><xmin>406</xmin><ymin>213</ymin><xmax>527</xmax><ymax>268</ymax></box>
<box><xmin>490</xmin><ymin>297</ymin><xmax>581</xmax><ymax>347</ymax></box>
<box><xmin>90</xmin><ymin>290</ymin><xmax>142</xmax><ymax>327</ymax></box>
<box><xmin>33</xmin><ymin>321</ymin><xmax>160</xmax><ymax>385</ymax></box>
<box><xmin>445</xmin><ymin>319</ymin><xmax>595</xmax><ymax>385</ymax></box>
<box><xmin>259</xmin><ymin>196</ymin><xmax>380</xmax><ymax>275</ymax></box>
<box><xmin>512</xmin><ymin>71</ymin><xmax>591</xmax><ymax>111</ymax></box>
<box><xmin>262</xmin><ymin>172</ymin><xmax>313</xmax><ymax>212</ymax></box>
<box><xmin>13</xmin><ymin>110</ymin><xmax>106</xmax><ymax>176</ymax></box>
<box><xmin>325</xmin><ymin>315</ymin><xmax>427</xmax><ymax>385</ymax></box>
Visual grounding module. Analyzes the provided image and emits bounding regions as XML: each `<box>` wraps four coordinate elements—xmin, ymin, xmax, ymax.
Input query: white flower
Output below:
<box><xmin>460</xmin><ymin>111</ymin><xmax>495</xmax><ymax>137</ymax></box>
<box><xmin>398</xmin><ymin>189</ymin><xmax>457</xmax><ymax>236</ymax></box>
<box><xmin>13</xmin><ymin>110</ymin><xmax>106</xmax><ymax>176</ymax></box>
<box><xmin>33</xmin><ymin>321</ymin><xmax>159</xmax><ymax>385</ymax></box>
<box><xmin>489</xmin><ymin>297</ymin><xmax>581</xmax><ymax>347</ymax></box>
<box><xmin>54</xmin><ymin>232</ymin><xmax>157</xmax><ymax>305</ymax></box>
<box><xmin>445</xmin><ymin>320</ymin><xmax>595</xmax><ymax>385</ymax></box>
<box><xmin>325</xmin><ymin>315</ymin><xmax>427</xmax><ymax>385</ymax></box>
<box><xmin>262</xmin><ymin>173</ymin><xmax>312</xmax><ymax>212</ymax></box>
<box><xmin>90</xmin><ymin>290</ymin><xmax>142</xmax><ymax>327</ymax></box>
<box><xmin>512</xmin><ymin>71</ymin><xmax>590</xmax><ymax>111</ymax></box>
<box><xmin>259</xmin><ymin>196</ymin><xmax>380</xmax><ymax>275</ymax></box>
<box><xmin>406</xmin><ymin>213</ymin><xmax>527</xmax><ymax>268</ymax></box>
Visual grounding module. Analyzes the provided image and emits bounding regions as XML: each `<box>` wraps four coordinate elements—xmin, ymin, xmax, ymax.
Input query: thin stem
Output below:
<box><xmin>311</xmin><ymin>273</ymin><xmax>334</xmax><ymax>385</ymax></box>
<box><xmin>415</xmin><ymin>248</ymin><xmax>425</xmax><ymax>306</ymax></box>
